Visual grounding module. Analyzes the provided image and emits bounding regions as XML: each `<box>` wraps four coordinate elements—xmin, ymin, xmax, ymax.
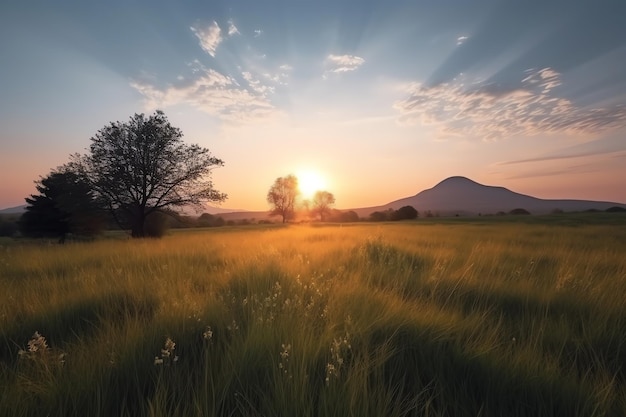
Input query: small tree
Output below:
<box><xmin>369</xmin><ymin>211</ymin><xmax>389</xmax><ymax>222</ymax></box>
<box><xmin>267</xmin><ymin>175</ymin><xmax>299</xmax><ymax>223</ymax></box>
<box><xmin>311</xmin><ymin>190</ymin><xmax>335</xmax><ymax>221</ymax></box>
<box><xmin>391</xmin><ymin>205</ymin><xmax>418</xmax><ymax>221</ymax></box>
<box><xmin>69</xmin><ymin>111</ymin><xmax>226</xmax><ymax>237</ymax></box>
<box><xmin>339</xmin><ymin>210</ymin><xmax>360</xmax><ymax>222</ymax></box>
<box><xmin>19</xmin><ymin>170</ymin><xmax>104</xmax><ymax>242</ymax></box>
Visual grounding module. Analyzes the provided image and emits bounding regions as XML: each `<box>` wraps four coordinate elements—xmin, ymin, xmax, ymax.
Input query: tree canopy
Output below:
<box><xmin>69</xmin><ymin>111</ymin><xmax>226</xmax><ymax>237</ymax></box>
<box><xmin>267</xmin><ymin>175</ymin><xmax>299</xmax><ymax>223</ymax></box>
<box><xmin>311</xmin><ymin>190</ymin><xmax>335</xmax><ymax>221</ymax></box>
<box><xmin>19</xmin><ymin>170</ymin><xmax>104</xmax><ymax>242</ymax></box>
<box><xmin>391</xmin><ymin>205</ymin><xmax>418</xmax><ymax>220</ymax></box>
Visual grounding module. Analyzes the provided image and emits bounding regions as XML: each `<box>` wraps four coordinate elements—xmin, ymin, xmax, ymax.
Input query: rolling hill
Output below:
<box><xmin>350</xmin><ymin>176</ymin><xmax>626</xmax><ymax>217</ymax></box>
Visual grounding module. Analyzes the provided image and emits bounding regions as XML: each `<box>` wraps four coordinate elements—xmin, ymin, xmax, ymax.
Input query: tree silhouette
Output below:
<box><xmin>267</xmin><ymin>175</ymin><xmax>299</xmax><ymax>223</ymax></box>
<box><xmin>311</xmin><ymin>190</ymin><xmax>335</xmax><ymax>221</ymax></box>
<box><xmin>19</xmin><ymin>170</ymin><xmax>104</xmax><ymax>242</ymax></box>
<box><xmin>68</xmin><ymin>111</ymin><xmax>226</xmax><ymax>237</ymax></box>
<box><xmin>391</xmin><ymin>205</ymin><xmax>418</xmax><ymax>220</ymax></box>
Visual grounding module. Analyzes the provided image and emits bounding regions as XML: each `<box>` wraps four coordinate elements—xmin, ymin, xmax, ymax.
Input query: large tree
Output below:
<box><xmin>70</xmin><ymin>111</ymin><xmax>227</xmax><ymax>237</ymax></box>
<box><xmin>311</xmin><ymin>190</ymin><xmax>335</xmax><ymax>221</ymax></box>
<box><xmin>19</xmin><ymin>170</ymin><xmax>104</xmax><ymax>242</ymax></box>
<box><xmin>267</xmin><ymin>175</ymin><xmax>299</xmax><ymax>223</ymax></box>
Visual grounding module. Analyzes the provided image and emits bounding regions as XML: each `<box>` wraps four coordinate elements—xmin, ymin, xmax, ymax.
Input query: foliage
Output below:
<box><xmin>18</xmin><ymin>170</ymin><xmax>104</xmax><ymax>242</ymax></box>
<box><xmin>0</xmin><ymin>215</ymin><xmax>19</xmax><ymax>237</ymax></box>
<box><xmin>143</xmin><ymin>211</ymin><xmax>172</xmax><ymax>238</ymax></box>
<box><xmin>267</xmin><ymin>175</ymin><xmax>299</xmax><ymax>223</ymax></box>
<box><xmin>311</xmin><ymin>191</ymin><xmax>336</xmax><ymax>221</ymax></box>
<box><xmin>327</xmin><ymin>209</ymin><xmax>359</xmax><ymax>223</ymax></box>
<box><xmin>510</xmin><ymin>208</ymin><xmax>531</xmax><ymax>215</ymax></box>
<box><xmin>68</xmin><ymin>111</ymin><xmax>226</xmax><ymax>238</ymax></box>
<box><xmin>197</xmin><ymin>213</ymin><xmax>225</xmax><ymax>228</ymax></box>
<box><xmin>369</xmin><ymin>209</ymin><xmax>393</xmax><ymax>222</ymax></box>
<box><xmin>390</xmin><ymin>205</ymin><xmax>418</xmax><ymax>220</ymax></box>
<box><xmin>2</xmin><ymin>222</ymin><xmax>626</xmax><ymax>416</ymax></box>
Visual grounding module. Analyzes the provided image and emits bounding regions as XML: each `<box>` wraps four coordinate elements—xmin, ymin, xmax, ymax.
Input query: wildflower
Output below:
<box><xmin>154</xmin><ymin>337</ymin><xmax>178</xmax><ymax>366</ymax></box>
<box><xmin>27</xmin><ymin>331</ymin><xmax>48</xmax><ymax>353</ymax></box>
<box><xmin>227</xmin><ymin>319</ymin><xmax>239</xmax><ymax>332</ymax></box>
<box><xmin>279</xmin><ymin>343</ymin><xmax>292</xmax><ymax>377</ymax></box>
<box><xmin>280</xmin><ymin>343</ymin><xmax>291</xmax><ymax>360</ymax></box>
<box><xmin>203</xmin><ymin>326</ymin><xmax>213</xmax><ymax>342</ymax></box>
<box><xmin>325</xmin><ymin>332</ymin><xmax>352</xmax><ymax>384</ymax></box>
<box><xmin>325</xmin><ymin>364</ymin><xmax>337</xmax><ymax>385</ymax></box>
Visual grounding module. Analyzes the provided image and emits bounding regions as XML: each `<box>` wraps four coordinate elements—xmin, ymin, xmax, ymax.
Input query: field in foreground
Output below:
<box><xmin>1</xmin><ymin>220</ymin><xmax>626</xmax><ymax>416</ymax></box>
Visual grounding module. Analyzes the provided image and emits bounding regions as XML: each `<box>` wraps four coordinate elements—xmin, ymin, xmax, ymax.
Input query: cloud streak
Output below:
<box><xmin>394</xmin><ymin>68</ymin><xmax>626</xmax><ymax>140</ymax></box>
<box><xmin>324</xmin><ymin>54</ymin><xmax>365</xmax><ymax>77</ymax></box>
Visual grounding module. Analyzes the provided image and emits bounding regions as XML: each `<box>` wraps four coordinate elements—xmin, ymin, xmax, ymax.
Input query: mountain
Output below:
<box><xmin>351</xmin><ymin>176</ymin><xmax>626</xmax><ymax>217</ymax></box>
<box><xmin>0</xmin><ymin>205</ymin><xmax>26</xmax><ymax>215</ymax></box>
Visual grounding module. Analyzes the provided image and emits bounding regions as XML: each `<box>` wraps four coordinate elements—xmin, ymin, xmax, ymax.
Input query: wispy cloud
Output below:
<box><xmin>456</xmin><ymin>35</ymin><xmax>468</xmax><ymax>46</ymax></box>
<box><xmin>131</xmin><ymin>66</ymin><xmax>281</xmax><ymax>123</ymax></box>
<box><xmin>324</xmin><ymin>54</ymin><xmax>365</xmax><ymax>77</ymax></box>
<box><xmin>227</xmin><ymin>19</ymin><xmax>240</xmax><ymax>36</ymax></box>
<box><xmin>504</xmin><ymin>165</ymin><xmax>600</xmax><ymax>180</ymax></box>
<box><xmin>262</xmin><ymin>64</ymin><xmax>292</xmax><ymax>85</ymax></box>
<box><xmin>190</xmin><ymin>21</ymin><xmax>222</xmax><ymax>57</ymax></box>
<box><xmin>394</xmin><ymin>68</ymin><xmax>626</xmax><ymax>140</ymax></box>
<box><xmin>242</xmin><ymin>71</ymin><xmax>275</xmax><ymax>95</ymax></box>
<box><xmin>497</xmin><ymin>133</ymin><xmax>626</xmax><ymax>165</ymax></box>
<box><xmin>253</xmin><ymin>29</ymin><xmax>263</xmax><ymax>38</ymax></box>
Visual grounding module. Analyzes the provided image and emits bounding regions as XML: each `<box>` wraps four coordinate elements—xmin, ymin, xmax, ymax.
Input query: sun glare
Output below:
<box><xmin>297</xmin><ymin>170</ymin><xmax>327</xmax><ymax>199</ymax></box>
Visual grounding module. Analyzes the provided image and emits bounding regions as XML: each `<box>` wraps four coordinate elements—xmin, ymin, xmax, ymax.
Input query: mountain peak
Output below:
<box><xmin>434</xmin><ymin>176</ymin><xmax>481</xmax><ymax>188</ymax></box>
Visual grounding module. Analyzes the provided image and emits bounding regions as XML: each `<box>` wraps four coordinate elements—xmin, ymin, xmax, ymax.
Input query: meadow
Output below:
<box><xmin>1</xmin><ymin>218</ymin><xmax>625</xmax><ymax>416</ymax></box>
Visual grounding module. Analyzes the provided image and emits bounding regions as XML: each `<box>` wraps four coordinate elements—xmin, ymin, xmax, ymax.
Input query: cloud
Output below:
<box><xmin>456</xmin><ymin>35</ymin><xmax>468</xmax><ymax>46</ymax></box>
<box><xmin>393</xmin><ymin>68</ymin><xmax>626</xmax><ymax>141</ymax></box>
<box><xmin>504</xmin><ymin>165</ymin><xmax>600</xmax><ymax>180</ymax></box>
<box><xmin>227</xmin><ymin>19</ymin><xmax>240</xmax><ymax>36</ymax></box>
<box><xmin>254</xmin><ymin>29</ymin><xmax>263</xmax><ymax>38</ymax></box>
<box><xmin>131</xmin><ymin>67</ymin><xmax>281</xmax><ymax>123</ymax></box>
<box><xmin>497</xmin><ymin>133</ymin><xmax>626</xmax><ymax>165</ymax></box>
<box><xmin>324</xmin><ymin>54</ymin><xmax>365</xmax><ymax>76</ymax></box>
<box><xmin>242</xmin><ymin>71</ymin><xmax>275</xmax><ymax>95</ymax></box>
<box><xmin>260</xmin><ymin>64</ymin><xmax>293</xmax><ymax>85</ymax></box>
<box><xmin>190</xmin><ymin>22</ymin><xmax>222</xmax><ymax>57</ymax></box>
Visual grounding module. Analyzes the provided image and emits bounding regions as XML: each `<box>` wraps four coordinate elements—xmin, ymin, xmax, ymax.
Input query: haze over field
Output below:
<box><xmin>1</xmin><ymin>0</ymin><xmax>626</xmax><ymax>210</ymax></box>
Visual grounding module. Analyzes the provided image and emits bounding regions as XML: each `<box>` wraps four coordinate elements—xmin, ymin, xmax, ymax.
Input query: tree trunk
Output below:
<box><xmin>130</xmin><ymin>208</ymin><xmax>146</xmax><ymax>238</ymax></box>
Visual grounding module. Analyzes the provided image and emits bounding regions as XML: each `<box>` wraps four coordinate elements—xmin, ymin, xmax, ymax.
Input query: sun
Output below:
<box><xmin>297</xmin><ymin>170</ymin><xmax>327</xmax><ymax>199</ymax></box>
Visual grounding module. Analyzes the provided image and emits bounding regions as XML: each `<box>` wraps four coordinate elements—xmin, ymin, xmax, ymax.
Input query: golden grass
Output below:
<box><xmin>1</xmin><ymin>221</ymin><xmax>625</xmax><ymax>416</ymax></box>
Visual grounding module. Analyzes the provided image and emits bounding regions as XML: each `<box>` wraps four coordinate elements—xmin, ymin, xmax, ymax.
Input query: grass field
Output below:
<box><xmin>1</xmin><ymin>217</ymin><xmax>625</xmax><ymax>416</ymax></box>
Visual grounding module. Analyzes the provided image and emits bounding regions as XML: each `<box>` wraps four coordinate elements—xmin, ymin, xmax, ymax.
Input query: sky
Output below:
<box><xmin>1</xmin><ymin>0</ymin><xmax>626</xmax><ymax>211</ymax></box>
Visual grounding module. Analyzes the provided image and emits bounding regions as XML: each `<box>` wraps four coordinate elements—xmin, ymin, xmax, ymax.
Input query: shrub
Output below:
<box><xmin>143</xmin><ymin>211</ymin><xmax>170</xmax><ymax>237</ymax></box>
<box><xmin>509</xmin><ymin>208</ymin><xmax>530</xmax><ymax>215</ymax></box>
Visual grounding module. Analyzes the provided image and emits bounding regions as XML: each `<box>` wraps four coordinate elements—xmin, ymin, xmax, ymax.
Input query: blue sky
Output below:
<box><xmin>1</xmin><ymin>0</ymin><xmax>625</xmax><ymax>210</ymax></box>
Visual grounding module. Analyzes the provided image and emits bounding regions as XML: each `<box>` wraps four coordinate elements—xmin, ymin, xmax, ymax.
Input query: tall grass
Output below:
<box><xmin>1</xmin><ymin>221</ymin><xmax>625</xmax><ymax>416</ymax></box>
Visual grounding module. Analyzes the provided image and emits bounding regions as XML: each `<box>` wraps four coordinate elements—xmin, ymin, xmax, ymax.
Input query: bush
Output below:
<box><xmin>143</xmin><ymin>211</ymin><xmax>170</xmax><ymax>238</ymax></box>
<box><xmin>391</xmin><ymin>205</ymin><xmax>418</xmax><ymax>221</ymax></box>
<box><xmin>509</xmin><ymin>208</ymin><xmax>530</xmax><ymax>215</ymax></box>
<box><xmin>369</xmin><ymin>211</ymin><xmax>389</xmax><ymax>222</ymax></box>
<box><xmin>0</xmin><ymin>217</ymin><xmax>18</xmax><ymax>237</ymax></box>
<box><xmin>606</xmin><ymin>206</ymin><xmax>626</xmax><ymax>213</ymax></box>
